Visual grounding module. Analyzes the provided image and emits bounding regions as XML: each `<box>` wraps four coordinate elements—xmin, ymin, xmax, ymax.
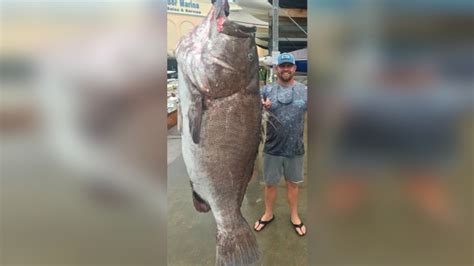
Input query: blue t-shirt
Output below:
<box><xmin>260</xmin><ymin>82</ymin><xmax>307</xmax><ymax>157</ymax></box>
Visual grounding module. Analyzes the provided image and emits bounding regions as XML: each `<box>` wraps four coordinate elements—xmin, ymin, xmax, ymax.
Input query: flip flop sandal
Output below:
<box><xmin>254</xmin><ymin>215</ymin><xmax>275</xmax><ymax>232</ymax></box>
<box><xmin>291</xmin><ymin>220</ymin><xmax>306</xmax><ymax>236</ymax></box>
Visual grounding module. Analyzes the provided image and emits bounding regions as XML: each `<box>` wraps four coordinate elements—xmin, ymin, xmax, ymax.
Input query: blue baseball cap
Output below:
<box><xmin>277</xmin><ymin>53</ymin><xmax>295</xmax><ymax>66</ymax></box>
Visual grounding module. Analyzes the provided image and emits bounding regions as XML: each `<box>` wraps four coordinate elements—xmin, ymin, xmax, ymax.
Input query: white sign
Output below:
<box><xmin>167</xmin><ymin>0</ymin><xmax>205</xmax><ymax>16</ymax></box>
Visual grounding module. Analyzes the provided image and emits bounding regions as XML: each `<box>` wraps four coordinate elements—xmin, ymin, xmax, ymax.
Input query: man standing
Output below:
<box><xmin>254</xmin><ymin>53</ymin><xmax>307</xmax><ymax>236</ymax></box>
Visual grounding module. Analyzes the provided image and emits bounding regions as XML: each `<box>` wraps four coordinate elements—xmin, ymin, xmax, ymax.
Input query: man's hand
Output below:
<box><xmin>262</xmin><ymin>98</ymin><xmax>272</xmax><ymax>109</ymax></box>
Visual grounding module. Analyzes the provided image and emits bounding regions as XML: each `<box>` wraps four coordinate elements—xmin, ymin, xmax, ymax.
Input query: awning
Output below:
<box><xmin>228</xmin><ymin>10</ymin><xmax>269</xmax><ymax>28</ymax></box>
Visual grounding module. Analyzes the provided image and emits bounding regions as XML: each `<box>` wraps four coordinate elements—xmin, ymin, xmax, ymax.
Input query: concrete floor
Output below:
<box><xmin>167</xmin><ymin>126</ymin><xmax>308</xmax><ymax>266</ymax></box>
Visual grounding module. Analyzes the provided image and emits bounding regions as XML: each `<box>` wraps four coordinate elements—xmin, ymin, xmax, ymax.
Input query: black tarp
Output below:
<box><xmin>268</xmin><ymin>0</ymin><xmax>307</xmax><ymax>9</ymax></box>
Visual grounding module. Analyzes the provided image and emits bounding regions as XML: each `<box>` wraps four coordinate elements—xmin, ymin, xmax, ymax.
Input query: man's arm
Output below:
<box><xmin>260</xmin><ymin>85</ymin><xmax>272</xmax><ymax>109</ymax></box>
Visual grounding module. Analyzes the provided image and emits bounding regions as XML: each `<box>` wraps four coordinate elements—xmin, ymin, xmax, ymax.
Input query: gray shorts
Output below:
<box><xmin>263</xmin><ymin>153</ymin><xmax>304</xmax><ymax>186</ymax></box>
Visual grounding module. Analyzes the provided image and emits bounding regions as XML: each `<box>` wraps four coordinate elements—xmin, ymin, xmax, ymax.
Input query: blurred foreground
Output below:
<box><xmin>308</xmin><ymin>1</ymin><xmax>473</xmax><ymax>265</ymax></box>
<box><xmin>1</xmin><ymin>1</ymin><xmax>167</xmax><ymax>265</ymax></box>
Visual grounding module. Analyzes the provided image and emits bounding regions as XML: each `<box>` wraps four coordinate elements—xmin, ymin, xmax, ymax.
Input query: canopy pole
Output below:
<box><xmin>270</xmin><ymin>0</ymin><xmax>279</xmax><ymax>83</ymax></box>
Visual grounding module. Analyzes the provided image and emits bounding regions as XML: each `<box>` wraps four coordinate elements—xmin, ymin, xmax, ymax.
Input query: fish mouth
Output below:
<box><xmin>211</xmin><ymin>0</ymin><xmax>255</xmax><ymax>38</ymax></box>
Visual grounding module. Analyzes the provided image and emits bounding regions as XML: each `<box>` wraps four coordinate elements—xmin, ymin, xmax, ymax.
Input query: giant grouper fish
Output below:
<box><xmin>175</xmin><ymin>0</ymin><xmax>262</xmax><ymax>265</ymax></box>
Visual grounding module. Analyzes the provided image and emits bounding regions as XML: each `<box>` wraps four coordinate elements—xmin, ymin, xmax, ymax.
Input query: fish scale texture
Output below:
<box><xmin>175</xmin><ymin>2</ymin><xmax>262</xmax><ymax>265</ymax></box>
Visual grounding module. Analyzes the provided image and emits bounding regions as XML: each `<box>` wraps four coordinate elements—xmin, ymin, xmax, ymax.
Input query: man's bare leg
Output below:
<box><xmin>287</xmin><ymin>181</ymin><xmax>306</xmax><ymax>235</ymax></box>
<box><xmin>254</xmin><ymin>185</ymin><xmax>277</xmax><ymax>230</ymax></box>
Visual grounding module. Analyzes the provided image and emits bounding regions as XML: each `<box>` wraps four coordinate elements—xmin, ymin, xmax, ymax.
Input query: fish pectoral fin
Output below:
<box><xmin>177</xmin><ymin>105</ymin><xmax>183</xmax><ymax>135</ymax></box>
<box><xmin>188</xmin><ymin>94</ymin><xmax>203</xmax><ymax>144</ymax></box>
<box><xmin>192</xmin><ymin>190</ymin><xmax>211</xmax><ymax>213</ymax></box>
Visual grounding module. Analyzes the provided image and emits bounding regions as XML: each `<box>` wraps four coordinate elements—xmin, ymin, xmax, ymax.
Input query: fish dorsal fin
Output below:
<box><xmin>188</xmin><ymin>93</ymin><xmax>203</xmax><ymax>144</ymax></box>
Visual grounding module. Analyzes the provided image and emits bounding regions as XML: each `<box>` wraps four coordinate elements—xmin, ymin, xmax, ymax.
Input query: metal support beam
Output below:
<box><xmin>280</xmin><ymin>8</ymin><xmax>308</xmax><ymax>36</ymax></box>
<box><xmin>270</xmin><ymin>0</ymin><xmax>279</xmax><ymax>83</ymax></box>
<box><xmin>272</xmin><ymin>0</ymin><xmax>279</xmax><ymax>53</ymax></box>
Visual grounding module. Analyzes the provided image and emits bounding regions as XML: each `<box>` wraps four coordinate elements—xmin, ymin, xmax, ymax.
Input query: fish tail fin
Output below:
<box><xmin>216</xmin><ymin>216</ymin><xmax>260</xmax><ymax>266</ymax></box>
